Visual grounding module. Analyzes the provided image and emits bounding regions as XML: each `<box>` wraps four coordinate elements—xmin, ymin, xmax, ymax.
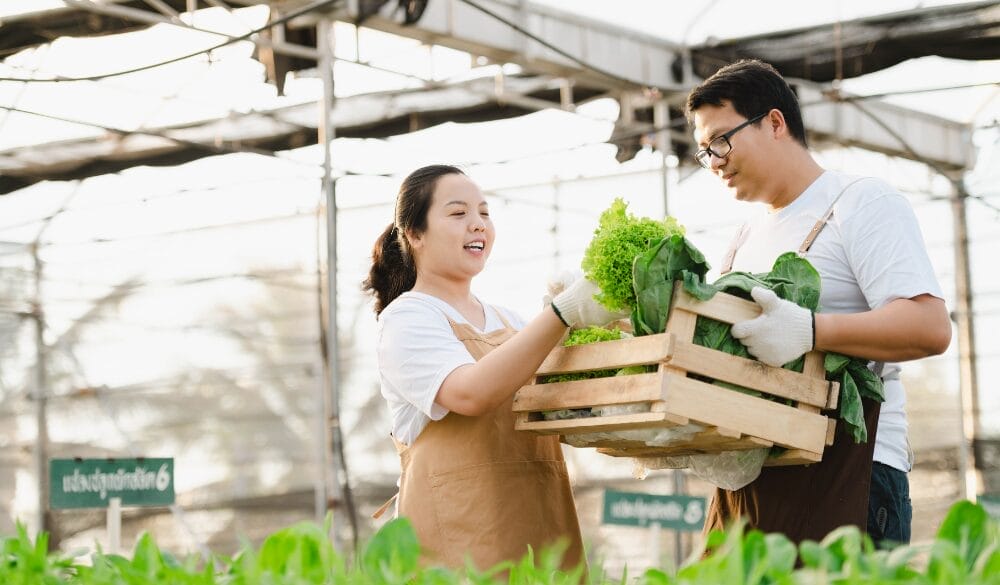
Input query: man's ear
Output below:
<box><xmin>766</xmin><ymin>108</ymin><xmax>789</xmax><ymax>140</ymax></box>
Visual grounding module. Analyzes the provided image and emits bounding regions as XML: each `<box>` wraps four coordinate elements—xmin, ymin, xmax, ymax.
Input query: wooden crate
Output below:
<box><xmin>513</xmin><ymin>282</ymin><xmax>840</xmax><ymax>466</ymax></box>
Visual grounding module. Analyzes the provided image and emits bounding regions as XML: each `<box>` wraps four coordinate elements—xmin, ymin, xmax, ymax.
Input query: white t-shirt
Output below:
<box><xmin>728</xmin><ymin>170</ymin><xmax>944</xmax><ymax>472</ymax></box>
<box><xmin>377</xmin><ymin>291</ymin><xmax>528</xmax><ymax>445</ymax></box>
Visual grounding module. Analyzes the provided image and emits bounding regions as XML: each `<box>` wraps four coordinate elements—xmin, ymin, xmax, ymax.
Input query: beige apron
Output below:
<box><xmin>387</xmin><ymin>309</ymin><xmax>585</xmax><ymax>571</ymax></box>
<box><xmin>708</xmin><ymin>177</ymin><xmax>882</xmax><ymax>543</ymax></box>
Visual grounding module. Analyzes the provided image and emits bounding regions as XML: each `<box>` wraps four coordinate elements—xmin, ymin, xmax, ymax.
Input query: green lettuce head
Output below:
<box><xmin>581</xmin><ymin>198</ymin><xmax>684</xmax><ymax>311</ymax></box>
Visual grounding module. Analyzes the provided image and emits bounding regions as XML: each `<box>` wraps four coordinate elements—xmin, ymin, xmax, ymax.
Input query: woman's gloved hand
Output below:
<box><xmin>551</xmin><ymin>277</ymin><xmax>629</xmax><ymax>329</ymax></box>
<box><xmin>541</xmin><ymin>270</ymin><xmax>580</xmax><ymax>308</ymax></box>
<box><xmin>731</xmin><ymin>286</ymin><xmax>814</xmax><ymax>367</ymax></box>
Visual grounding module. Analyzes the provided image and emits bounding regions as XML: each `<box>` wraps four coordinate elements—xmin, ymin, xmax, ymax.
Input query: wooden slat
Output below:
<box><xmin>797</xmin><ymin>350</ymin><xmax>826</xmax><ymax>413</ymax></box>
<box><xmin>803</xmin><ymin>350</ymin><xmax>825</xmax><ymax>378</ymax></box>
<box><xmin>594</xmin><ymin>431</ymin><xmax>773</xmax><ymax>458</ymax></box>
<box><xmin>660</xmin><ymin>373</ymin><xmax>829</xmax><ymax>452</ymax></box>
<box><xmin>763</xmin><ymin>449</ymin><xmax>823</xmax><ymax>466</ymax></box>
<box><xmin>586</xmin><ymin>426</ymin><xmax>746</xmax><ymax>449</ymax></box>
<box><xmin>514</xmin><ymin>411</ymin><xmax>683</xmax><ymax>434</ymax></box>
<box><xmin>667</xmin><ymin>339</ymin><xmax>832</xmax><ymax>408</ymax></box>
<box><xmin>513</xmin><ymin>372</ymin><xmax>665</xmax><ymax>412</ymax></box>
<box><xmin>535</xmin><ymin>333</ymin><xmax>673</xmax><ymax>375</ymax></box>
<box><xmin>662</xmin><ymin>295</ymin><xmax>698</xmax><ymax>397</ymax></box>
<box><xmin>649</xmin><ymin>402</ymin><xmax>687</xmax><ymax>420</ymax></box>
<box><xmin>827</xmin><ymin>381</ymin><xmax>840</xmax><ymax>410</ymax></box>
<box><xmin>666</xmin><ymin>300</ymin><xmax>699</xmax><ymax>339</ymax></box>
<box><xmin>671</xmin><ymin>282</ymin><xmax>761</xmax><ymax>324</ymax></box>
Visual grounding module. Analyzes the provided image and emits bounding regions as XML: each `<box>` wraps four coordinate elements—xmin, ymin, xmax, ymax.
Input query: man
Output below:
<box><xmin>685</xmin><ymin>59</ymin><xmax>951</xmax><ymax>546</ymax></box>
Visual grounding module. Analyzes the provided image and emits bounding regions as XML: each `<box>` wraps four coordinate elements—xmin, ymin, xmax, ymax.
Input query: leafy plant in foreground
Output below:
<box><xmin>1</xmin><ymin>501</ymin><xmax>996</xmax><ymax>584</ymax></box>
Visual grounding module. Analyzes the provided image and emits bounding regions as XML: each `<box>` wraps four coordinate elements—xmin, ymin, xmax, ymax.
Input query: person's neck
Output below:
<box><xmin>767</xmin><ymin>150</ymin><xmax>825</xmax><ymax>212</ymax></box>
<box><xmin>412</xmin><ymin>273</ymin><xmax>475</xmax><ymax>310</ymax></box>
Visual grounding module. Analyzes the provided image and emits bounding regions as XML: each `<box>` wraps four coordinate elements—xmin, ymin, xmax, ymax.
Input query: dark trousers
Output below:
<box><xmin>867</xmin><ymin>462</ymin><xmax>912</xmax><ymax>548</ymax></box>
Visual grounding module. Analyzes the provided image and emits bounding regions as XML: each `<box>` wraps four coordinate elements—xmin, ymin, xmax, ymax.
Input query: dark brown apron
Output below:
<box><xmin>707</xmin><ymin>178</ymin><xmax>882</xmax><ymax>543</ymax></box>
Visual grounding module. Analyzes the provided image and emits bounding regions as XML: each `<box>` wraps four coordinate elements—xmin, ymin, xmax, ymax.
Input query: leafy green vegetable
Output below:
<box><xmin>541</xmin><ymin>326</ymin><xmax>623</xmax><ymax>383</ymax></box>
<box><xmin>564</xmin><ymin>326</ymin><xmax>622</xmax><ymax>346</ymax></box>
<box><xmin>581</xmin><ymin>198</ymin><xmax>684</xmax><ymax>312</ymax></box>
<box><xmin>630</xmin><ymin>234</ymin><xmax>710</xmax><ymax>336</ymax></box>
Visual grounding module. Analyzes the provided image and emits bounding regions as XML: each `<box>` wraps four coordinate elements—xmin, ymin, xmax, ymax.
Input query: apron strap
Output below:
<box><xmin>375</xmin><ymin>434</ymin><xmax>408</xmax><ymax>520</ymax></box>
<box><xmin>720</xmin><ymin>223</ymin><xmax>749</xmax><ymax>275</ymax></box>
<box><xmin>491</xmin><ymin>305</ymin><xmax>514</xmax><ymax>330</ymax></box>
<box><xmin>798</xmin><ymin>177</ymin><xmax>869</xmax><ymax>255</ymax></box>
<box><xmin>371</xmin><ymin>493</ymin><xmax>398</xmax><ymax>520</ymax></box>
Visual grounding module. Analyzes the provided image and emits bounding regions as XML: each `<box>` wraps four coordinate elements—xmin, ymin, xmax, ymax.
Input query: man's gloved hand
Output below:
<box><xmin>551</xmin><ymin>277</ymin><xmax>628</xmax><ymax>328</ymax></box>
<box><xmin>730</xmin><ymin>287</ymin><xmax>814</xmax><ymax>367</ymax></box>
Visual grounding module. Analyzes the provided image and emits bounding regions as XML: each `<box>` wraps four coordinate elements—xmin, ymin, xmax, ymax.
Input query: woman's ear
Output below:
<box><xmin>405</xmin><ymin>228</ymin><xmax>423</xmax><ymax>251</ymax></box>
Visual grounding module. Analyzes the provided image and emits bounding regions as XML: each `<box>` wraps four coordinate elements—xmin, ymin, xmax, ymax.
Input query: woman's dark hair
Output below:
<box><xmin>363</xmin><ymin>164</ymin><xmax>465</xmax><ymax>316</ymax></box>
<box><xmin>685</xmin><ymin>59</ymin><xmax>808</xmax><ymax>148</ymax></box>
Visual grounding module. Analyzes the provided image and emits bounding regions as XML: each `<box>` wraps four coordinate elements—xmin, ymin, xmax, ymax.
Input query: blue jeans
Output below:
<box><xmin>868</xmin><ymin>462</ymin><xmax>912</xmax><ymax>548</ymax></box>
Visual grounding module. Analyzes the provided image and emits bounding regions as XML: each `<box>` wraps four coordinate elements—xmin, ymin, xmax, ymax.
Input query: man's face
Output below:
<box><xmin>693</xmin><ymin>102</ymin><xmax>772</xmax><ymax>204</ymax></box>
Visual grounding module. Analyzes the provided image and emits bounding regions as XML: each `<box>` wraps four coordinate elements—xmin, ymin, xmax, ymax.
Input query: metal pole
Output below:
<box><xmin>950</xmin><ymin>178</ymin><xmax>980</xmax><ymax>500</ymax></box>
<box><xmin>653</xmin><ymin>99</ymin><xmax>670</xmax><ymax>217</ymax></box>
<box><xmin>107</xmin><ymin>497</ymin><xmax>122</xmax><ymax>554</ymax></box>
<box><xmin>552</xmin><ymin>177</ymin><xmax>560</xmax><ymax>275</ymax></box>
<box><xmin>313</xmin><ymin>352</ymin><xmax>328</xmax><ymax>524</ymax></box>
<box><xmin>672</xmin><ymin>472</ymin><xmax>686</xmax><ymax>565</ymax></box>
<box><xmin>650</xmin><ymin>522</ymin><xmax>662</xmax><ymax>569</ymax></box>
<box><xmin>318</xmin><ymin>16</ymin><xmax>344</xmax><ymax>550</ymax></box>
<box><xmin>654</xmin><ymin>98</ymin><xmax>687</xmax><ymax>563</ymax></box>
<box><xmin>30</xmin><ymin>242</ymin><xmax>49</xmax><ymax>537</ymax></box>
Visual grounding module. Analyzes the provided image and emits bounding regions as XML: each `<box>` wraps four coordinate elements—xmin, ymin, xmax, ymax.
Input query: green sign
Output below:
<box><xmin>979</xmin><ymin>494</ymin><xmax>1000</xmax><ymax>521</ymax></box>
<box><xmin>603</xmin><ymin>489</ymin><xmax>706</xmax><ymax>531</ymax></box>
<box><xmin>50</xmin><ymin>458</ymin><xmax>175</xmax><ymax>509</ymax></box>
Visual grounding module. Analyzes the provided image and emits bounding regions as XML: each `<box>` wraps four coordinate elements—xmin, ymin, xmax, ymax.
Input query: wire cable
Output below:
<box><xmin>0</xmin><ymin>0</ymin><xmax>343</xmax><ymax>83</ymax></box>
<box><xmin>454</xmin><ymin>0</ymin><xmax>644</xmax><ymax>88</ymax></box>
<box><xmin>843</xmin><ymin>99</ymin><xmax>1000</xmax><ymax>217</ymax></box>
<box><xmin>0</xmin><ymin>104</ymin><xmax>308</xmax><ymax>164</ymax></box>
<box><xmin>835</xmin><ymin>81</ymin><xmax>1000</xmax><ymax>102</ymax></box>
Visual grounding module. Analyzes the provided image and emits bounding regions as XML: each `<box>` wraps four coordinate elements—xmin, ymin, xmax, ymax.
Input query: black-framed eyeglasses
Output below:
<box><xmin>694</xmin><ymin>112</ymin><xmax>768</xmax><ymax>169</ymax></box>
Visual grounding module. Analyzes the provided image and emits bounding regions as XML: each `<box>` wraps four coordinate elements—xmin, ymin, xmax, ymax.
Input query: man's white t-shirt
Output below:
<box><xmin>377</xmin><ymin>291</ymin><xmax>528</xmax><ymax>446</ymax></box>
<box><xmin>728</xmin><ymin>170</ymin><xmax>944</xmax><ymax>472</ymax></box>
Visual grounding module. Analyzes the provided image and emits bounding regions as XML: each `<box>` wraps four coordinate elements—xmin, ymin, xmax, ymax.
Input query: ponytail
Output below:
<box><xmin>363</xmin><ymin>223</ymin><xmax>416</xmax><ymax>316</ymax></box>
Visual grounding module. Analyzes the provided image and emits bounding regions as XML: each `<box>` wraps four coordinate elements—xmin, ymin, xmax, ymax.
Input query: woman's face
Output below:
<box><xmin>408</xmin><ymin>173</ymin><xmax>494</xmax><ymax>281</ymax></box>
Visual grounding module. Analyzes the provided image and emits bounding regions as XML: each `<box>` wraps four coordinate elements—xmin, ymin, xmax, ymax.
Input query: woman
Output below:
<box><xmin>363</xmin><ymin>164</ymin><xmax>621</xmax><ymax>571</ymax></box>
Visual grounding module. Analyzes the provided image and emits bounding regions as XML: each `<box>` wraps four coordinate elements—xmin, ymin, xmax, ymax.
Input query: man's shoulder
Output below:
<box><xmin>824</xmin><ymin>171</ymin><xmax>903</xmax><ymax>217</ymax></box>
<box><xmin>826</xmin><ymin>171</ymin><xmax>896</xmax><ymax>198</ymax></box>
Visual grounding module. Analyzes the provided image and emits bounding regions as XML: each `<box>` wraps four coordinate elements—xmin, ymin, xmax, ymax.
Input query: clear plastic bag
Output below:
<box><xmin>542</xmin><ymin>408</ymin><xmax>595</xmax><ymax>421</ymax></box>
<box><xmin>688</xmin><ymin>448</ymin><xmax>769</xmax><ymax>490</ymax></box>
<box><xmin>632</xmin><ymin>448</ymin><xmax>768</xmax><ymax>489</ymax></box>
<box><xmin>563</xmin><ymin>402</ymin><xmax>707</xmax><ymax>448</ymax></box>
<box><xmin>547</xmin><ymin>392</ymin><xmax>768</xmax><ymax>491</ymax></box>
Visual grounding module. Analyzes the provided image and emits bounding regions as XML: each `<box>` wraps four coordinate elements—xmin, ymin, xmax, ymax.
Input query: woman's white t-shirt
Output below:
<box><xmin>377</xmin><ymin>291</ymin><xmax>528</xmax><ymax>445</ymax></box>
<box><xmin>729</xmin><ymin>170</ymin><xmax>944</xmax><ymax>472</ymax></box>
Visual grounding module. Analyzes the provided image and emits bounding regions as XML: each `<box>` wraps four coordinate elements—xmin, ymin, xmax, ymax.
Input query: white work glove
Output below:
<box><xmin>541</xmin><ymin>270</ymin><xmax>581</xmax><ymax>308</ymax></box>
<box><xmin>551</xmin><ymin>277</ymin><xmax>629</xmax><ymax>329</ymax></box>
<box><xmin>730</xmin><ymin>287</ymin><xmax>814</xmax><ymax>367</ymax></box>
